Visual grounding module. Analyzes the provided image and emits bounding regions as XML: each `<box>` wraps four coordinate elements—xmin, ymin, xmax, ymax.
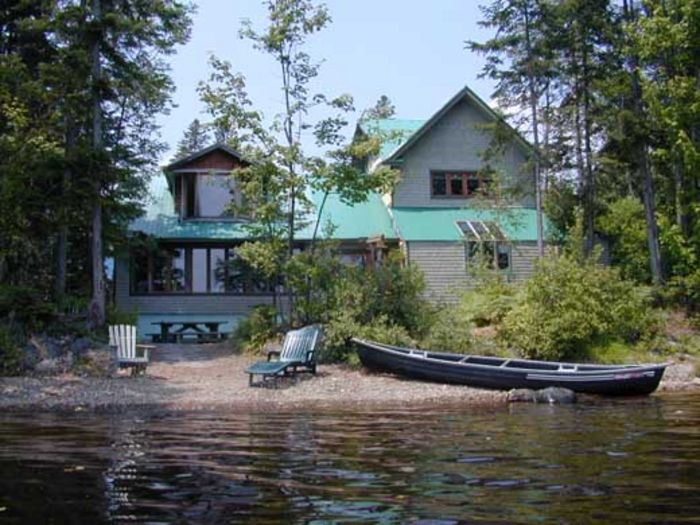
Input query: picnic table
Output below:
<box><xmin>149</xmin><ymin>320</ymin><xmax>229</xmax><ymax>343</ymax></box>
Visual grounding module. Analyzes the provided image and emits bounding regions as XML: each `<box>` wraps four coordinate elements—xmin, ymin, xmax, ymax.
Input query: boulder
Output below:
<box><xmin>21</xmin><ymin>343</ymin><xmax>41</xmax><ymax>371</ymax></box>
<box><xmin>508</xmin><ymin>388</ymin><xmax>538</xmax><ymax>403</ymax></box>
<box><xmin>34</xmin><ymin>358</ymin><xmax>64</xmax><ymax>375</ymax></box>
<box><xmin>30</xmin><ymin>335</ymin><xmax>65</xmax><ymax>360</ymax></box>
<box><xmin>535</xmin><ymin>387</ymin><xmax>576</xmax><ymax>404</ymax></box>
<box><xmin>69</xmin><ymin>337</ymin><xmax>92</xmax><ymax>358</ymax></box>
<box><xmin>508</xmin><ymin>387</ymin><xmax>576</xmax><ymax>404</ymax></box>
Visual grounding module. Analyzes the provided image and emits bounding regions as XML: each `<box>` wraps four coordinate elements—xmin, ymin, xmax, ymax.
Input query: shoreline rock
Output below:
<box><xmin>508</xmin><ymin>387</ymin><xmax>577</xmax><ymax>404</ymax></box>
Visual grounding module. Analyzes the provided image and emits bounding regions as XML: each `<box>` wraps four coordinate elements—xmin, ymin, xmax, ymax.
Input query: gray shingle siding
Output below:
<box><xmin>407</xmin><ymin>240</ymin><xmax>540</xmax><ymax>303</ymax></box>
<box><xmin>392</xmin><ymin>100</ymin><xmax>532</xmax><ymax>208</ymax></box>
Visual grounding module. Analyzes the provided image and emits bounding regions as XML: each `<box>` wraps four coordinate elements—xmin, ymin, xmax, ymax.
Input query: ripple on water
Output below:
<box><xmin>0</xmin><ymin>393</ymin><xmax>698</xmax><ymax>524</ymax></box>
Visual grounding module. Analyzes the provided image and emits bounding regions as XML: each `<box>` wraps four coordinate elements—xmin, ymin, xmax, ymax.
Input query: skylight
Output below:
<box><xmin>455</xmin><ymin>220</ymin><xmax>506</xmax><ymax>241</ymax></box>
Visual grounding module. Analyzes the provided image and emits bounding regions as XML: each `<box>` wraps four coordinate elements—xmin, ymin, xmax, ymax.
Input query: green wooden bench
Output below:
<box><xmin>246</xmin><ymin>325</ymin><xmax>322</xmax><ymax>387</ymax></box>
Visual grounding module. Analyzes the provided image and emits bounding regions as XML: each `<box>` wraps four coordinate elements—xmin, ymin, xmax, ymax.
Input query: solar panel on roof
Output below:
<box><xmin>483</xmin><ymin>221</ymin><xmax>506</xmax><ymax>241</ymax></box>
<box><xmin>455</xmin><ymin>220</ymin><xmax>507</xmax><ymax>241</ymax></box>
<box><xmin>456</xmin><ymin>220</ymin><xmax>479</xmax><ymax>239</ymax></box>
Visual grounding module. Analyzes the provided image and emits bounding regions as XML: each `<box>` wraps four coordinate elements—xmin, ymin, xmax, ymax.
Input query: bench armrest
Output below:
<box><xmin>267</xmin><ymin>350</ymin><xmax>281</xmax><ymax>362</ymax></box>
<box><xmin>136</xmin><ymin>344</ymin><xmax>154</xmax><ymax>360</ymax></box>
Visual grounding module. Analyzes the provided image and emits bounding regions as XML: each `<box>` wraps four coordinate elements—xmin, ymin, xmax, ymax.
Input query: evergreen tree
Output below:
<box><xmin>175</xmin><ymin>119</ymin><xmax>211</xmax><ymax>159</ymax></box>
<box><xmin>0</xmin><ymin>0</ymin><xmax>193</xmax><ymax>328</ymax></box>
<box><xmin>467</xmin><ymin>0</ymin><xmax>553</xmax><ymax>257</ymax></box>
<box><xmin>362</xmin><ymin>95</ymin><xmax>396</xmax><ymax>120</ymax></box>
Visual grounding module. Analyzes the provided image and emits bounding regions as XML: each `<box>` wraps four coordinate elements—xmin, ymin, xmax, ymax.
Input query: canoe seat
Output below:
<box><xmin>558</xmin><ymin>364</ymin><xmax>578</xmax><ymax>372</ymax></box>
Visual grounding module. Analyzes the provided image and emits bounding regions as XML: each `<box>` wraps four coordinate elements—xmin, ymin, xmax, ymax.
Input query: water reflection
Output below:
<box><xmin>0</xmin><ymin>394</ymin><xmax>698</xmax><ymax>524</ymax></box>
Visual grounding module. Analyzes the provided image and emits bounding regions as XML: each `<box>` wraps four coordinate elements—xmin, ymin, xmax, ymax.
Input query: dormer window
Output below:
<box><xmin>181</xmin><ymin>173</ymin><xmax>236</xmax><ymax>218</ymax></box>
<box><xmin>166</xmin><ymin>144</ymin><xmax>249</xmax><ymax>220</ymax></box>
<box><xmin>431</xmin><ymin>171</ymin><xmax>489</xmax><ymax>198</ymax></box>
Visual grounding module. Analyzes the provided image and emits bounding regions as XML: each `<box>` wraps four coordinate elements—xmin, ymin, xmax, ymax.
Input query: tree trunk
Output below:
<box><xmin>625</xmin><ymin>0</ymin><xmax>663</xmax><ymax>284</ymax></box>
<box><xmin>55</xmin><ymin>122</ymin><xmax>76</xmax><ymax>300</ymax></box>
<box><xmin>88</xmin><ymin>0</ymin><xmax>105</xmax><ymax>328</ymax></box>
<box><xmin>640</xmin><ymin>146</ymin><xmax>663</xmax><ymax>283</ymax></box>
<box><xmin>673</xmin><ymin>159</ymin><xmax>689</xmax><ymax>236</ymax></box>
<box><xmin>523</xmin><ymin>5</ymin><xmax>544</xmax><ymax>258</ymax></box>
<box><xmin>582</xmin><ymin>42</ymin><xmax>596</xmax><ymax>258</ymax></box>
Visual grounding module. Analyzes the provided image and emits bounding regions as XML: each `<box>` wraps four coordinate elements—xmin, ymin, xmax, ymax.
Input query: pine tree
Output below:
<box><xmin>362</xmin><ymin>95</ymin><xmax>396</xmax><ymax>120</ymax></box>
<box><xmin>175</xmin><ymin>119</ymin><xmax>211</xmax><ymax>159</ymax></box>
<box><xmin>467</xmin><ymin>0</ymin><xmax>553</xmax><ymax>257</ymax></box>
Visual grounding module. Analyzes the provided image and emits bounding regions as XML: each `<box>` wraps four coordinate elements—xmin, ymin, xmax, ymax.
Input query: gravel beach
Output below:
<box><xmin>0</xmin><ymin>343</ymin><xmax>696</xmax><ymax>412</ymax></box>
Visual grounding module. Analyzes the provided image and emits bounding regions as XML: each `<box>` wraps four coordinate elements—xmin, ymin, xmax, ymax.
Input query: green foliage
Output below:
<box><xmin>598</xmin><ymin>197</ymin><xmax>651</xmax><ymax>283</ymax></box>
<box><xmin>500</xmin><ymin>255</ymin><xmax>658</xmax><ymax>361</ymax></box>
<box><xmin>0</xmin><ymin>324</ymin><xmax>23</xmax><ymax>376</ymax></box>
<box><xmin>459</xmin><ymin>273</ymin><xmax>517</xmax><ymax>327</ymax></box>
<box><xmin>420</xmin><ymin>309</ymin><xmax>474</xmax><ymax>354</ymax></box>
<box><xmin>106</xmin><ymin>305</ymin><xmax>139</xmax><ymax>327</ymax></box>
<box><xmin>231</xmin><ymin>248</ymin><xmax>433</xmax><ymax>363</ymax></box>
<box><xmin>232</xmin><ymin>306</ymin><xmax>278</xmax><ymax>354</ymax></box>
<box><xmin>321</xmin><ymin>314</ymin><xmax>414</xmax><ymax>366</ymax></box>
<box><xmin>544</xmin><ymin>179</ymin><xmax>578</xmax><ymax>244</ymax></box>
<box><xmin>0</xmin><ymin>285</ymin><xmax>56</xmax><ymax>332</ymax></box>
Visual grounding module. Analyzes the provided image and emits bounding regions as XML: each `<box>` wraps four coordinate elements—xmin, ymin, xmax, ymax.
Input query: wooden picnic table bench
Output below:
<box><xmin>149</xmin><ymin>320</ymin><xmax>229</xmax><ymax>343</ymax></box>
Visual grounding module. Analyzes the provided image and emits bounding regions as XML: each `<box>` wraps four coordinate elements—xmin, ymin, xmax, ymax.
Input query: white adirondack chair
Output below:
<box><xmin>108</xmin><ymin>325</ymin><xmax>154</xmax><ymax>376</ymax></box>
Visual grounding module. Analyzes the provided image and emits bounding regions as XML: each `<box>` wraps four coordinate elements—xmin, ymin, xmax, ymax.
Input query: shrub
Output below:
<box><xmin>0</xmin><ymin>285</ymin><xmax>56</xmax><ymax>332</ymax></box>
<box><xmin>321</xmin><ymin>313</ymin><xmax>415</xmax><ymax>366</ymax></box>
<box><xmin>232</xmin><ymin>305</ymin><xmax>278</xmax><ymax>353</ymax></box>
<box><xmin>458</xmin><ymin>272</ymin><xmax>517</xmax><ymax>327</ymax></box>
<box><xmin>231</xmin><ymin>248</ymin><xmax>434</xmax><ymax>363</ymax></box>
<box><xmin>420</xmin><ymin>308</ymin><xmax>473</xmax><ymax>354</ymax></box>
<box><xmin>106</xmin><ymin>305</ymin><xmax>139</xmax><ymax>326</ymax></box>
<box><xmin>500</xmin><ymin>255</ymin><xmax>658</xmax><ymax>361</ymax></box>
<box><xmin>0</xmin><ymin>324</ymin><xmax>23</xmax><ymax>376</ymax></box>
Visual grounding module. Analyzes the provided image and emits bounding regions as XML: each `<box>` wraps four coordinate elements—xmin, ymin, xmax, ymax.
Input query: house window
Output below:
<box><xmin>130</xmin><ymin>244</ymin><xmax>273</xmax><ymax>295</ymax></box>
<box><xmin>151</xmin><ymin>247</ymin><xmax>186</xmax><ymax>292</ymax></box>
<box><xmin>181</xmin><ymin>173</ymin><xmax>236</xmax><ymax>219</ymax></box>
<box><xmin>456</xmin><ymin>220</ymin><xmax>511</xmax><ymax>273</ymax></box>
<box><xmin>431</xmin><ymin>171</ymin><xmax>489</xmax><ymax>198</ymax></box>
<box><xmin>465</xmin><ymin>241</ymin><xmax>511</xmax><ymax>272</ymax></box>
<box><xmin>196</xmin><ymin>174</ymin><xmax>235</xmax><ymax>217</ymax></box>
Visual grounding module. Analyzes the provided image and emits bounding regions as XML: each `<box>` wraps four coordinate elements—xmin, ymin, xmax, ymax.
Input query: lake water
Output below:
<box><xmin>0</xmin><ymin>393</ymin><xmax>698</xmax><ymax>524</ymax></box>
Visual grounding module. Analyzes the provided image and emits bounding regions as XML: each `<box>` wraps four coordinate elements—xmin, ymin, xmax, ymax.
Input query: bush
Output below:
<box><xmin>106</xmin><ymin>305</ymin><xmax>139</xmax><ymax>326</ymax></box>
<box><xmin>458</xmin><ymin>272</ymin><xmax>517</xmax><ymax>327</ymax></box>
<box><xmin>230</xmin><ymin>248</ymin><xmax>434</xmax><ymax>363</ymax></box>
<box><xmin>0</xmin><ymin>324</ymin><xmax>23</xmax><ymax>376</ymax></box>
<box><xmin>321</xmin><ymin>313</ymin><xmax>415</xmax><ymax>366</ymax></box>
<box><xmin>0</xmin><ymin>285</ymin><xmax>56</xmax><ymax>332</ymax></box>
<box><xmin>420</xmin><ymin>308</ymin><xmax>474</xmax><ymax>354</ymax></box>
<box><xmin>232</xmin><ymin>305</ymin><xmax>278</xmax><ymax>353</ymax></box>
<box><xmin>500</xmin><ymin>255</ymin><xmax>658</xmax><ymax>361</ymax></box>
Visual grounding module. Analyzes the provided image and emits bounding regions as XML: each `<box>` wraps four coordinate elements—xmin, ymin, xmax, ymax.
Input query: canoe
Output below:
<box><xmin>352</xmin><ymin>338</ymin><xmax>669</xmax><ymax>396</ymax></box>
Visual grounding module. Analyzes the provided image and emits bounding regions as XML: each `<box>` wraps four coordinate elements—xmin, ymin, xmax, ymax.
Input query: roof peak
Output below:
<box><xmin>165</xmin><ymin>142</ymin><xmax>249</xmax><ymax>172</ymax></box>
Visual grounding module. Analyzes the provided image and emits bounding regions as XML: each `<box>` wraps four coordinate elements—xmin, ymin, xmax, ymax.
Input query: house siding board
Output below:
<box><xmin>407</xmin><ymin>241</ymin><xmax>469</xmax><ymax>303</ymax></box>
<box><xmin>407</xmin><ymin>240</ymin><xmax>540</xmax><ymax>303</ymax></box>
<box><xmin>392</xmin><ymin>100</ymin><xmax>532</xmax><ymax>208</ymax></box>
<box><xmin>114</xmin><ymin>257</ymin><xmax>273</xmax><ymax>315</ymax></box>
<box><xmin>176</xmin><ymin>150</ymin><xmax>241</xmax><ymax>171</ymax></box>
<box><xmin>511</xmin><ymin>241</ymin><xmax>539</xmax><ymax>282</ymax></box>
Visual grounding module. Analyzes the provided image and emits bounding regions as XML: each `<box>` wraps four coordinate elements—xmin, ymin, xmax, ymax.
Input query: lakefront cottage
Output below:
<box><xmin>115</xmin><ymin>86</ymin><xmax>543</xmax><ymax>336</ymax></box>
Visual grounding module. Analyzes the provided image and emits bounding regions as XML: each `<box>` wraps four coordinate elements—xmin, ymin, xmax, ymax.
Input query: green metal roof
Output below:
<box><xmin>391</xmin><ymin>207</ymin><xmax>543</xmax><ymax>242</ymax></box>
<box><xmin>129</xmin><ymin>176</ymin><xmax>396</xmax><ymax>241</ymax></box>
<box><xmin>358</xmin><ymin>119</ymin><xmax>425</xmax><ymax>160</ymax></box>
